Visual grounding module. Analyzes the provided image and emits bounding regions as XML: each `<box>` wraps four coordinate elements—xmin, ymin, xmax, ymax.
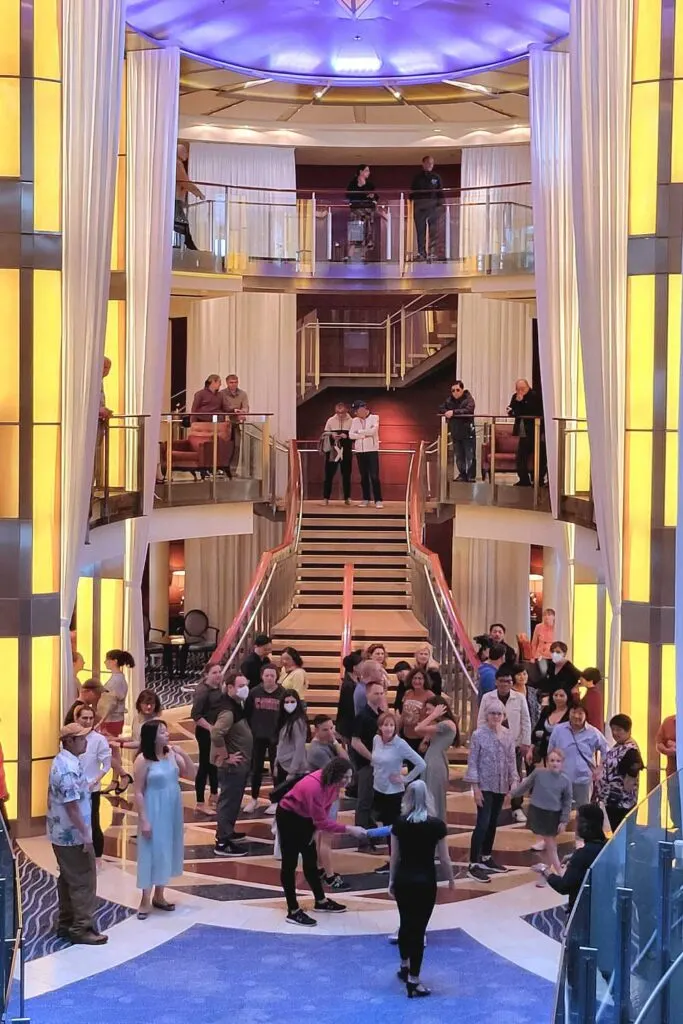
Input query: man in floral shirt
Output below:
<box><xmin>47</xmin><ymin>723</ymin><xmax>107</xmax><ymax>945</ymax></box>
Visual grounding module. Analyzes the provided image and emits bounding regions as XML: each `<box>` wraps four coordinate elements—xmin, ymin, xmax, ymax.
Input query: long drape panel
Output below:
<box><xmin>184</xmin><ymin>516</ymin><xmax>285</xmax><ymax>636</ymax></box>
<box><xmin>570</xmin><ymin>0</ymin><xmax>631</xmax><ymax>717</ymax></box>
<box><xmin>187</xmin><ymin>143</ymin><xmax>297</xmax><ymax>260</ymax></box>
<box><xmin>457</xmin><ymin>297</ymin><xmax>532</xmax><ymax>417</ymax></box>
<box><xmin>529</xmin><ymin>47</ymin><xmax>580</xmax><ymax>519</ymax></box>
<box><xmin>458</xmin><ymin>145</ymin><xmax>533</xmax><ymax>417</ymax></box>
<box><xmin>676</xmin><ymin>231</ymin><xmax>683</xmax><ymax>779</ymax></box>
<box><xmin>124</xmin><ymin>48</ymin><xmax>180</xmax><ymax>696</ymax></box>
<box><xmin>186</xmin><ymin>293</ymin><xmax>297</xmax><ymax>443</ymax></box>
<box><xmin>452</xmin><ymin>537</ymin><xmax>531</xmax><ymax>643</ymax></box>
<box><xmin>61</xmin><ymin>0</ymin><xmax>125</xmax><ymax>708</ymax></box>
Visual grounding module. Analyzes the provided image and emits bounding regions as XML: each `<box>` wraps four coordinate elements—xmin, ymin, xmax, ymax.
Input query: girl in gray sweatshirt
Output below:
<box><xmin>510</xmin><ymin>749</ymin><xmax>571</xmax><ymax>880</ymax></box>
<box><xmin>275</xmin><ymin>690</ymin><xmax>310</xmax><ymax>783</ymax></box>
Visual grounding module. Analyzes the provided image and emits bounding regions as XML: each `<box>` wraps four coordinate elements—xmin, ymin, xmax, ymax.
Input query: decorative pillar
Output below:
<box><xmin>149</xmin><ymin>542</ymin><xmax>170</xmax><ymax>635</ymax></box>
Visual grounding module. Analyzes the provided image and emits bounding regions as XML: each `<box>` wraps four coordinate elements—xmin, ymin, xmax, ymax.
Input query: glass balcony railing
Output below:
<box><xmin>554</xmin><ymin>770</ymin><xmax>683</xmax><ymax>1024</ymax></box>
<box><xmin>173</xmin><ymin>181</ymin><xmax>534</xmax><ymax>280</ymax></box>
<box><xmin>155</xmin><ymin>413</ymin><xmax>289</xmax><ymax>508</ymax></box>
<box><xmin>557</xmin><ymin>418</ymin><xmax>595</xmax><ymax>530</ymax></box>
<box><xmin>89</xmin><ymin>414</ymin><xmax>146</xmax><ymax>529</ymax></box>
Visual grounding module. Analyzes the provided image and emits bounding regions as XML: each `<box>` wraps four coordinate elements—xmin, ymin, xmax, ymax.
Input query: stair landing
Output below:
<box><xmin>273</xmin><ymin>608</ymin><xmax>428</xmax><ymax>640</ymax></box>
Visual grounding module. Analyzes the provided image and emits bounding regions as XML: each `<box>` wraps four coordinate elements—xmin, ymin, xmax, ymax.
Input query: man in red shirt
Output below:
<box><xmin>580</xmin><ymin>668</ymin><xmax>604</xmax><ymax>733</ymax></box>
<box><xmin>656</xmin><ymin>715</ymin><xmax>677</xmax><ymax>777</ymax></box>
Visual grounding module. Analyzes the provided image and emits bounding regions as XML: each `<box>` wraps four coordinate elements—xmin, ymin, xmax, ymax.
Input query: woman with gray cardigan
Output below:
<box><xmin>275</xmin><ymin>690</ymin><xmax>310</xmax><ymax>785</ymax></box>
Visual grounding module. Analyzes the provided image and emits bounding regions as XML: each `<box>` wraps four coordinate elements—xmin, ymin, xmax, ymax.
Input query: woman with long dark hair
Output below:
<box><xmin>400</xmin><ymin>668</ymin><xmax>434</xmax><ymax>752</ymax></box>
<box><xmin>276</xmin><ymin>756</ymin><xmax>366</xmax><ymax>926</ymax></box>
<box><xmin>389</xmin><ymin>780</ymin><xmax>455</xmax><ymax>997</ymax></box>
<box><xmin>133</xmin><ymin>719</ymin><xmax>196</xmax><ymax>919</ymax></box>
<box><xmin>278</xmin><ymin>646</ymin><xmax>308</xmax><ymax>698</ymax></box>
<box><xmin>275</xmin><ymin>689</ymin><xmax>310</xmax><ymax>785</ymax></box>
<box><xmin>100</xmin><ymin>649</ymin><xmax>135</xmax><ymax>794</ymax></box>
<box><xmin>530</xmin><ymin>687</ymin><xmax>573</xmax><ymax>766</ymax></box>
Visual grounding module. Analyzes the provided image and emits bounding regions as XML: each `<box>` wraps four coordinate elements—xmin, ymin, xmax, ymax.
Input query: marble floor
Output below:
<box><xmin>17</xmin><ymin>705</ymin><xmax>567</xmax><ymax>1021</ymax></box>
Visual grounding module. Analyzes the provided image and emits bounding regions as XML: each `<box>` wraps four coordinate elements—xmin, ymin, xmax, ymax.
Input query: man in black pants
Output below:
<box><xmin>243</xmin><ymin>664</ymin><xmax>284</xmax><ymax>813</ymax></box>
<box><xmin>351</xmin><ymin>681</ymin><xmax>385</xmax><ymax>846</ymax></box>
<box><xmin>211</xmin><ymin>672</ymin><xmax>253</xmax><ymax>857</ymax></box>
<box><xmin>507</xmin><ymin>378</ymin><xmax>543</xmax><ymax>487</ymax></box>
<box><xmin>190</xmin><ymin>664</ymin><xmax>226</xmax><ymax>811</ymax></box>
<box><xmin>322</xmin><ymin>401</ymin><xmax>353</xmax><ymax>505</ymax></box>
<box><xmin>349</xmin><ymin>400</ymin><xmax>383</xmax><ymax>509</ymax></box>
<box><xmin>410</xmin><ymin>155</ymin><xmax>444</xmax><ymax>260</ymax></box>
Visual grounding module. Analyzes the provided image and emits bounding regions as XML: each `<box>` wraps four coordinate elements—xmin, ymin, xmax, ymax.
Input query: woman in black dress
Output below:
<box><xmin>389</xmin><ymin>780</ymin><xmax>455</xmax><ymax>997</ymax></box>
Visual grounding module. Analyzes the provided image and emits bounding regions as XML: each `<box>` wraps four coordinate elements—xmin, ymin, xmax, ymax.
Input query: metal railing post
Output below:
<box><xmin>137</xmin><ymin>418</ymin><xmax>146</xmax><ymax>514</ymax></box>
<box><xmin>314</xmin><ymin>320</ymin><xmax>320</xmax><ymax>389</ymax></box>
<box><xmin>299</xmin><ymin>326</ymin><xmax>307</xmax><ymax>397</ymax></box>
<box><xmin>326</xmin><ymin>206</ymin><xmax>332</xmax><ymax>261</ymax></box>
<box><xmin>385</xmin><ymin>315</ymin><xmax>391</xmax><ymax>389</ymax></box>
<box><xmin>533</xmin><ymin>416</ymin><xmax>540</xmax><ymax>508</ymax></box>
<box><xmin>399</xmin><ymin>192</ymin><xmax>405</xmax><ymax>274</ymax></box>
<box><xmin>311</xmin><ymin>193</ymin><xmax>317</xmax><ymax>269</ymax></box>
<box><xmin>614</xmin><ymin>888</ymin><xmax>633</xmax><ymax>1024</ymax></box>
<box><xmin>489</xmin><ymin>417</ymin><xmax>496</xmax><ymax>494</ymax></box>
<box><xmin>261</xmin><ymin>418</ymin><xmax>271</xmax><ymax>502</ymax></box>
<box><xmin>400</xmin><ymin>306</ymin><xmax>406</xmax><ymax>378</ymax></box>
<box><xmin>445</xmin><ymin>204</ymin><xmax>451</xmax><ymax>260</ymax></box>
<box><xmin>212</xmin><ymin>418</ymin><xmax>218</xmax><ymax>501</ymax></box>
<box><xmin>657</xmin><ymin>840</ymin><xmax>674</xmax><ymax>1024</ymax></box>
<box><xmin>103</xmin><ymin>422</ymin><xmax>110</xmax><ymax>521</ymax></box>
<box><xmin>557</xmin><ymin>418</ymin><xmax>566</xmax><ymax>518</ymax></box>
<box><xmin>439</xmin><ymin>416</ymin><xmax>448</xmax><ymax>503</ymax></box>
<box><xmin>167</xmin><ymin>416</ymin><xmax>173</xmax><ymax>502</ymax></box>
<box><xmin>386</xmin><ymin>205</ymin><xmax>392</xmax><ymax>261</ymax></box>
<box><xmin>577</xmin><ymin>947</ymin><xmax>598</xmax><ymax>1024</ymax></box>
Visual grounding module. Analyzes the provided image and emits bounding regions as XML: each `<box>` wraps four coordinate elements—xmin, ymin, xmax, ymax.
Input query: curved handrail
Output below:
<box><xmin>340</xmin><ymin>561</ymin><xmax>354</xmax><ymax>675</ymax></box>
<box><xmin>190</xmin><ymin>179</ymin><xmax>532</xmax><ymax>198</ymax></box>
<box><xmin>209</xmin><ymin>439</ymin><xmax>303</xmax><ymax>668</ymax></box>
<box><xmin>407</xmin><ymin>441</ymin><xmax>480</xmax><ymax>672</ymax></box>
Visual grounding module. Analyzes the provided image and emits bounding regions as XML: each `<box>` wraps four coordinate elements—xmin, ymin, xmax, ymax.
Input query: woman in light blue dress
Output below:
<box><xmin>133</xmin><ymin>719</ymin><xmax>195</xmax><ymax>919</ymax></box>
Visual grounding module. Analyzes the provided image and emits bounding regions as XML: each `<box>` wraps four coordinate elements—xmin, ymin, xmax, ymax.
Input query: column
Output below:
<box><xmin>149</xmin><ymin>542</ymin><xmax>170</xmax><ymax>635</ymax></box>
<box><xmin>621</xmin><ymin>0</ymin><xmax>680</xmax><ymax>781</ymax></box>
<box><xmin>0</xmin><ymin>0</ymin><xmax>62</xmax><ymax>831</ymax></box>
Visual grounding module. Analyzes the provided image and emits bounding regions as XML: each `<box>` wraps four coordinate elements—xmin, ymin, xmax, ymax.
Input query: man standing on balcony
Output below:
<box><xmin>507</xmin><ymin>378</ymin><xmax>543</xmax><ymax>487</ymax></box>
<box><xmin>440</xmin><ymin>381</ymin><xmax>476</xmax><ymax>482</ymax></box>
<box><xmin>222</xmin><ymin>374</ymin><xmax>249</xmax><ymax>475</ymax></box>
<box><xmin>410</xmin><ymin>155</ymin><xmax>444</xmax><ymax>260</ymax></box>
<box><xmin>190</xmin><ymin>374</ymin><xmax>224</xmax><ymax>421</ymax></box>
<box><xmin>350</xmin><ymin>400</ymin><xmax>383</xmax><ymax>509</ymax></box>
<box><xmin>322</xmin><ymin>400</ymin><xmax>353</xmax><ymax>505</ymax></box>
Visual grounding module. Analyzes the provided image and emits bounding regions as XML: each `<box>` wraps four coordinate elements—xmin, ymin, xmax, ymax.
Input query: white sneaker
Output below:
<box><xmin>388</xmin><ymin>931</ymin><xmax>399</xmax><ymax>944</ymax></box>
<box><xmin>512</xmin><ymin>808</ymin><xmax>527</xmax><ymax>824</ymax></box>
<box><xmin>357</xmin><ymin>501</ymin><xmax>369</xmax><ymax>507</ymax></box>
<box><xmin>265</xmin><ymin>803</ymin><xmax>277</xmax><ymax>815</ymax></box>
<box><xmin>375</xmin><ymin>502</ymin><xmax>384</xmax><ymax>509</ymax></box>
<box><xmin>243</xmin><ymin>798</ymin><xmax>258</xmax><ymax>814</ymax></box>
<box><xmin>531</xmin><ymin>839</ymin><xmax>545</xmax><ymax>852</ymax></box>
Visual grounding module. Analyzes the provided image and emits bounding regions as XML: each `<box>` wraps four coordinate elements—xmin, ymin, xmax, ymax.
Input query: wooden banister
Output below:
<box><xmin>340</xmin><ymin>562</ymin><xmax>354</xmax><ymax>675</ymax></box>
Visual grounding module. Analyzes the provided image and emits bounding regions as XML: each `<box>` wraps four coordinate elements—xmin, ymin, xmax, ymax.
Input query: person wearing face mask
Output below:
<box><xmin>275</xmin><ymin>690</ymin><xmax>310</xmax><ymax>785</ymax></box>
<box><xmin>541</xmin><ymin>642</ymin><xmax>582</xmax><ymax>700</ymax></box>
<box><xmin>243</xmin><ymin>664</ymin><xmax>285</xmax><ymax>813</ymax></box>
<box><xmin>210</xmin><ymin>672</ymin><xmax>254</xmax><ymax>858</ymax></box>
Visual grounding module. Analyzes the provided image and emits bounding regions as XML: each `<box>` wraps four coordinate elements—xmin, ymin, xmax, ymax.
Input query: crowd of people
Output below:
<box><xmin>46</xmin><ymin>617</ymin><xmax>671</xmax><ymax>996</ymax></box>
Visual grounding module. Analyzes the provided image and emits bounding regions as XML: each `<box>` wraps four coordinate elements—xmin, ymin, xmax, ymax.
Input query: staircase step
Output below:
<box><xmin>294</xmin><ymin>594</ymin><xmax>412</xmax><ymax>609</ymax></box>
<box><xmin>301</xmin><ymin>543</ymin><xmax>407</xmax><ymax>554</ymax></box>
<box><xmin>301</xmin><ymin>517</ymin><xmax>405</xmax><ymax>528</ymax></box>
<box><xmin>299</xmin><ymin>536</ymin><xmax>405</xmax><ymax>544</ymax></box>
<box><xmin>297</xmin><ymin>567</ymin><xmax>409</xmax><ymax>580</ymax></box>
<box><xmin>298</xmin><ymin>554</ymin><xmax>410</xmax><ymax>566</ymax></box>
<box><xmin>295</xmin><ymin>580</ymin><xmax>412</xmax><ymax>594</ymax></box>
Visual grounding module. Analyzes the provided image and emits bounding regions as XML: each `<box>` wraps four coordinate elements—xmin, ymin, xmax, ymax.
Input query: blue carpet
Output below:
<box><xmin>523</xmin><ymin>905</ymin><xmax>567</xmax><ymax>943</ymax></box>
<box><xmin>24</xmin><ymin>923</ymin><xmax>554</xmax><ymax>1023</ymax></box>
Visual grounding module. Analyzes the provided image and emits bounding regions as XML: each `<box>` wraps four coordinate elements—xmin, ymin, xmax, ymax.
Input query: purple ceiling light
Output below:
<box><xmin>127</xmin><ymin>0</ymin><xmax>569</xmax><ymax>86</ymax></box>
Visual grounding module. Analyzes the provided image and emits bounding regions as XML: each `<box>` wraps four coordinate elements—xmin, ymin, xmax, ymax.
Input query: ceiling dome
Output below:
<box><xmin>127</xmin><ymin>0</ymin><xmax>570</xmax><ymax>85</ymax></box>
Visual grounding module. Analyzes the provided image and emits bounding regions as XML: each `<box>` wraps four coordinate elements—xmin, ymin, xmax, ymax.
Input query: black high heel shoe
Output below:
<box><xmin>397</xmin><ymin>966</ymin><xmax>409</xmax><ymax>983</ymax></box>
<box><xmin>406</xmin><ymin>981</ymin><xmax>431</xmax><ymax>999</ymax></box>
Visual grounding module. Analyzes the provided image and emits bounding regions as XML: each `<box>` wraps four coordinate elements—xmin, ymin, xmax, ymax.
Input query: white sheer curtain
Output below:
<box><xmin>457</xmin><ymin>297</ymin><xmax>532</xmax><ymax>416</ymax></box>
<box><xmin>184</xmin><ymin>516</ymin><xmax>284</xmax><ymax>635</ymax></box>
<box><xmin>458</xmin><ymin>146</ymin><xmax>533</xmax><ymax>417</ymax></box>
<box><xmin>570</xmin><ymin>0</ymin><xmax>631</xmax><ymax>716</ymax></box>
<box><xmin>61</xmin><ymin>0</ymin><xmax>125</xmax><ymax>706</ymax></box>
<box><xmin>124</xmin><ymin>48</ymin><xmax>180</xmax><ymax>696</ymax></box>
<box><xmin>186</xmin><ymin>293</ymin><xmax>297</xmax><ymax>443</ymax></box>
<box><xmin>452</xmin><ymin>537</ymin><xmax>531</xmax><ymax>643</ymax></box>
<box><xmin>187</xmin><ymin>143</ymin><xmax>297</xmax><ymax>260</ymax></box>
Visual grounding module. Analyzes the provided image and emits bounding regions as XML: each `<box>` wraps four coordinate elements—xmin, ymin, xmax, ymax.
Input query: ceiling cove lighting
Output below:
<box><xmin>331</xmin><ymin>54</ymin><xmax>382</xmax><ymax>73</ymax></box>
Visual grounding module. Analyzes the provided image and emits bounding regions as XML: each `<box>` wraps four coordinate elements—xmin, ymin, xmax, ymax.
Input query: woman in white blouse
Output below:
<box><xmin>349</xmin><ymin>400</ymin><xmax>383</xmax><ymax>508</ymax></box>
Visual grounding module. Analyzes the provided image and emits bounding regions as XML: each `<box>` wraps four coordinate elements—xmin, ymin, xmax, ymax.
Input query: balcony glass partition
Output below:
<box><xmin>554</xmin><ymin>770</ymin><xmax>683</xmax><ymax>1024</ymax></box>
<box><xmin>557</xmin><ymin>418</ymin><xmax>594</xmax><ymax>529</ymax></box>
<box><xmin>89</xmin><ymin>414</ymin><xmax>146</xmax><ymax>529</ymax></box>
<box><xmin>155</xmin><ymin>412</ymin><xmax>278</xmax><ymax>507</ymax></box>
<box><xmin>175</xmin><ymin>182</ymin><xmax>534</xmax><ymax>281</ymax></box>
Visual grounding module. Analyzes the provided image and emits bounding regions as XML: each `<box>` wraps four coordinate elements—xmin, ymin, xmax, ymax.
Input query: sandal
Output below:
<box><xmin>136</xmin><ymin>909</ymin><xmax>150</xmax><ymax>920</ymax></box>
<box><xmin>115</xmin><ymin>773</ymin><xmax>133</xmax><ymax>795</ymax></box>
<box><xmin>152</xmin><ymin>898</ymin><xmax>176</xmax><ymax>912</ymax></box>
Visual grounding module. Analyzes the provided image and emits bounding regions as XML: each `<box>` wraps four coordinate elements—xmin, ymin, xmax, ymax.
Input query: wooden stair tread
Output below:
<box><xmin>302</xmin><ymin>517</ymin><xmax>405</xmax><ymax>528</ymax></box>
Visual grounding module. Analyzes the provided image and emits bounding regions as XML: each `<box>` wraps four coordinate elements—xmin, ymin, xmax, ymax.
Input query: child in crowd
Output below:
<box><xmin>510</xmin><ymin>748</ymin><xmax>571</xmax><ymax>884</ymax></box>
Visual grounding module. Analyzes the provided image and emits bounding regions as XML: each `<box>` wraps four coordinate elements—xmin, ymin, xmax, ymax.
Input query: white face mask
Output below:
<box><xmin>284</xmin><ymin>703</ymin><xmax>297</xmax><ymax>714</ymax></box>
<box><xmin>235</xmin><ymin>685</ymin><xmax>249</xmax><ymax>701</ymax></box>
<box><xmin>551</xmin><ymin>652</ymin><xmax>564</xmax><ymax>664</ymax></box>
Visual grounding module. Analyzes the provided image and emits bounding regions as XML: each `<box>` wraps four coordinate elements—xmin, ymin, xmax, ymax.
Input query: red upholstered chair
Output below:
<box><xmin>158</xmin><ymin>422</ymin><xmax>234</xmax><ymax>479</ymax></box>
<box><xmin>480</xmin><ymin>422</ymin><xmax>531</xmax><ymax>480</ymax></box>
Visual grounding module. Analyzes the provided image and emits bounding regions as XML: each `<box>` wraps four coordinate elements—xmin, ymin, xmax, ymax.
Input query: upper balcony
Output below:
<box><xmin>172</xmin><ymin>181</ymin><xmax>534</xmax><ymax>293</ymax></box>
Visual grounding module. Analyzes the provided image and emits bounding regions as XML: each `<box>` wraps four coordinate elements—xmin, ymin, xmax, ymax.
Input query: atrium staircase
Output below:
<box><xmin>271</xmin><ymin>501</ymin><xmax>428</xmax><ymax>718</ymax></box>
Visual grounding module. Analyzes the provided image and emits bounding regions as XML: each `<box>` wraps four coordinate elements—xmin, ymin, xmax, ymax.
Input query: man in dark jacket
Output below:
<box><xmin>536</xmin><ymin>803</ymin><xmax>606</xmax><ymax>913</ymax></box>
<box><xmin>410</xmin><ymin>155</ymin><xmax>444</xmax><ymax>259</ymax></box>
<box><xmin>240</xmin><ymin>634</ymin><xmax>272</xmax><ymax>690</ymax></box>
<box><xmin>440</xmin><ymin>381</ymin><xmax>476</xmax><ymax>481</ymax></box>
<box><xmin>190</xmin><ymin>374</ymin><xmax>224</xmax><ymax>422</ymax></box>
<box><xmin>507</xmin><ymin>378</ymin><xmax>543</xmax><ymax>487</ymax></box>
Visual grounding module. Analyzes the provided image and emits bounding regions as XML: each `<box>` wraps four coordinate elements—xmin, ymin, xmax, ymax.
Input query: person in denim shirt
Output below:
<box><xmin>47</xmin><ymin>724</ymin><xmax>106</xmax><ymax>945</ymax></box>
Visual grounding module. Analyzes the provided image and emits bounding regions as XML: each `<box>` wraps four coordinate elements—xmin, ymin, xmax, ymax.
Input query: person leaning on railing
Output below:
<box><xmin>439</xmin><ymin>381</ymin><xmax>476</xmax><ymax>482</ymax></box>
<box><xmin>175</xmin><ymin>142</ymin><xmax>204</xmax><ymax>251</ymax></box>
<box><xmin>507</xmin><ymin>378</ymin><xmax>544</xmax><ymax>488</ymax></box>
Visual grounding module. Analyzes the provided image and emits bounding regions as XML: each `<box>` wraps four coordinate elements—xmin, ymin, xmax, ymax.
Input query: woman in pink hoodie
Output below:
<box><xmin>277</xmin><ymin>758</ymin><xmax>366</xmax><ymax>927</ymax></box>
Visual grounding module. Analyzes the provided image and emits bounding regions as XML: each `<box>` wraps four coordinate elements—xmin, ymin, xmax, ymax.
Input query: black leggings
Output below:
<box><xmin>373</xmin><ymin>790</ymin><xmax>402</xmax><ymax>850</ymax></box>
<box><xmin>395</xmin><ymin>881</ymin><xmax>437</xmax><ymax>977</ymax></box>
<box><xmin>251</xmin><ymin>737</ymin><xmax>277</xmax><ymax>800</ymax></box>
<box><xmin>323</xmin><ymin>451</ymin><xmax>352</xmax><ymax>500</ymax></box>
<box><xmin>91</xmin><ymin>791</ymin><xmax>104</xmax><ymax>859</ymax></box>
<box><xmin>195</xmin><ymin>725</ymin><xmax>218</xmax><ymax>801</ymax></box>
<box><xmin>276</xmin><ymin>807</ymin><xmax>325</xmax><ymax>913</ymax></box>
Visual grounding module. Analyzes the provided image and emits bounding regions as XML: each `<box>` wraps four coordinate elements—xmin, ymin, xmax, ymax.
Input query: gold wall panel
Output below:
<box><xmin>33</xmin><ymin>270</ymin><xmax>61</xmax><ymax>423</ymax></box>
<box><xmin>32</xmin><ymin>425</ymin><xmax>61</xmax><ymax>594</ymax></box>
<box><xmin>31</xmin><ymin>636</ymin><xmax>60</xmax><ymax>760</ymax></box>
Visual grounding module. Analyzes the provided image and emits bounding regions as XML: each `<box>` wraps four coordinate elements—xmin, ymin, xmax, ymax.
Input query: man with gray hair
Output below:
<box><xmin>465</xmin><ymin>699</ymin><xmax>518</xmax><ymax>883</ymax></box>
